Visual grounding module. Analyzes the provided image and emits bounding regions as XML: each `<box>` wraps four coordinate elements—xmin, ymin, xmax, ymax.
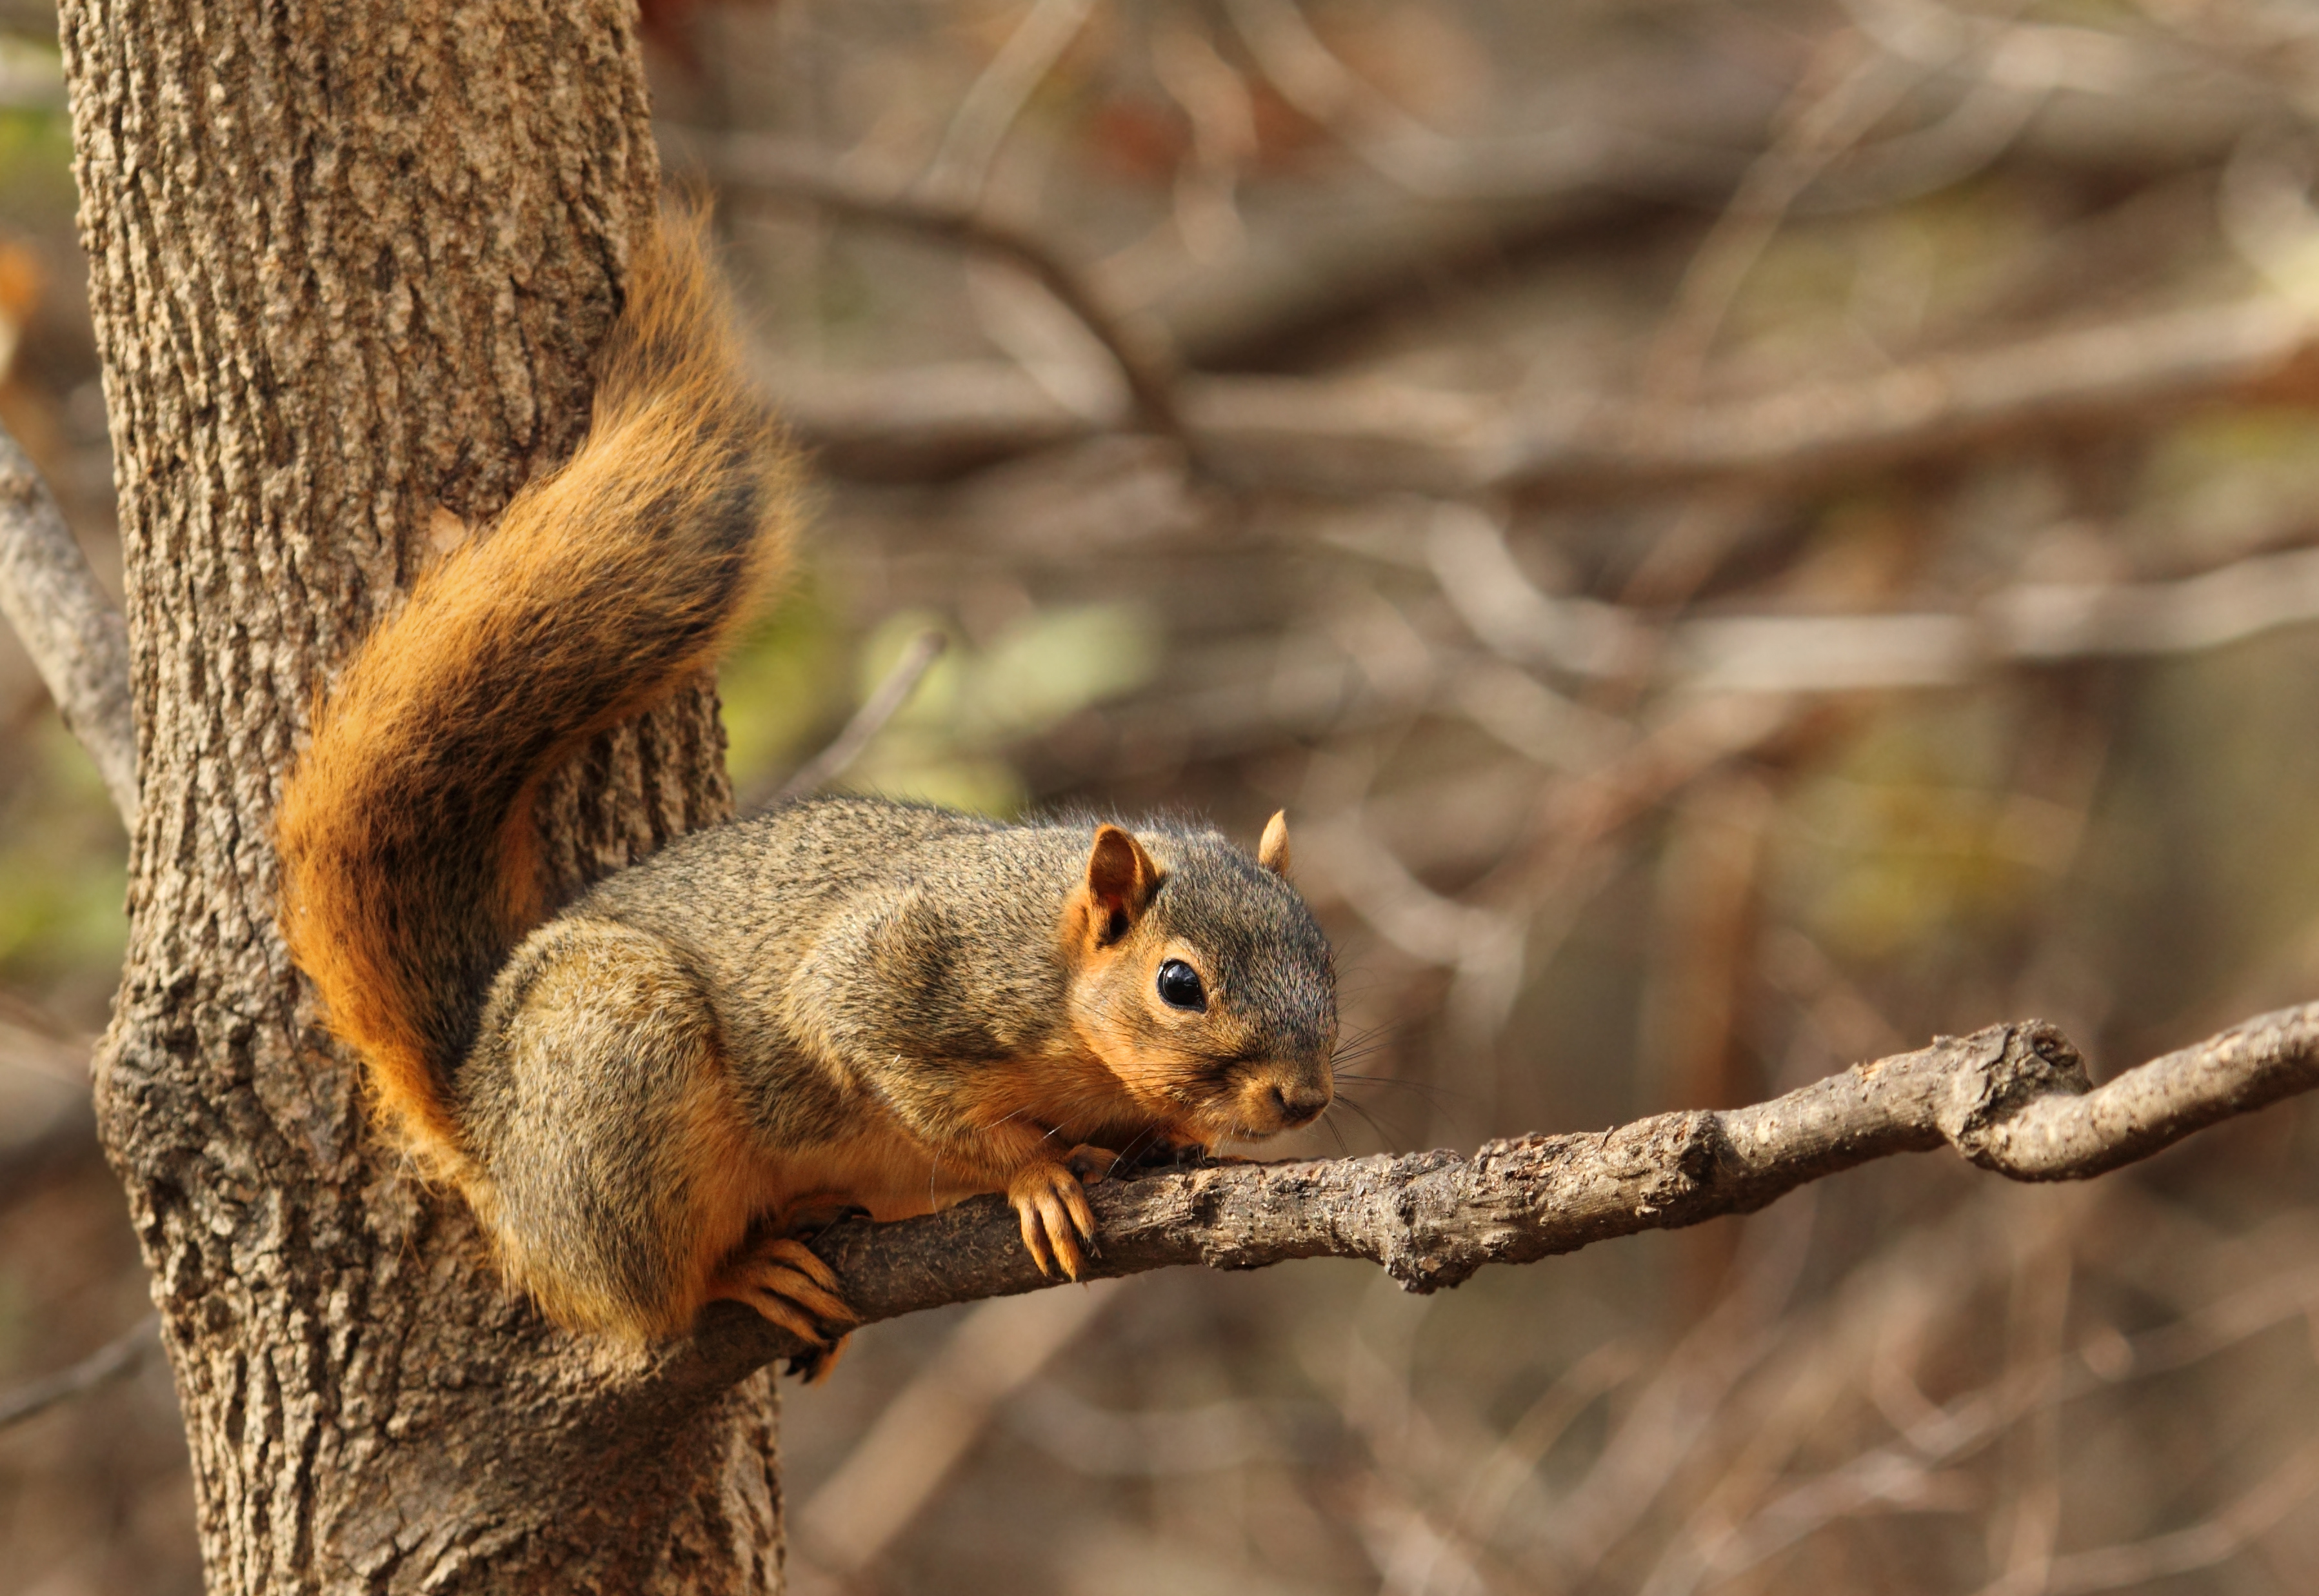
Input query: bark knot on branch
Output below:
<box><xmin>1925</xmin><ymin>1018</ymin><xmax>2089</xmax><ymax>1170</ymax></box>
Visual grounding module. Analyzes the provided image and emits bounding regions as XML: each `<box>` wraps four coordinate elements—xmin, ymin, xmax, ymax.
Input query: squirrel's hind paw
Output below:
<box><xmin>714</xmin><ymin>1237</ymin><xmax>860</xmax><ymax>1379</ymax></box>
<box><xmin>1009</xmin><ymin>1160</ymin><xmax>1100</xmax><ymax>1279</ymax></box>
<box><xmin>1064</xmin><ymin>1144</ymin><xmax>1120</xmax><ymax>1183</ymax></box>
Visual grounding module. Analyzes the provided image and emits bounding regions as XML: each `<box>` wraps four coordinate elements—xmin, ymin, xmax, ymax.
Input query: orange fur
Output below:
<box><xmin>665</xmin><ymin>1047</ymin><xmax>777</xmax><ymax>1335</ymax></box>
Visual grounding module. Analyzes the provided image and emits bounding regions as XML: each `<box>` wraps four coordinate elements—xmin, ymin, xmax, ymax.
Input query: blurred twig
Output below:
<box><xmin>0</xmin><ymin>422</ymin><xmax>136</xmax><ymax>827</ymax></box>
<box><xmin>0</xmin><ymin>1313</ymin><xmax>158</xmax><ymax>1431</ymax></box>
<box><xmin>919</xmin><ymin>0</ymin><xmax>1094</xmax><ymax>204</ymax></box>
<box><xmin>1976</xmin><ymin>1434</ymin><xmax>2319</xmax><ymax>1596</ymax></box>
<box><xmin>793</xmin><ymin>1282</ymin><xmax>1121</xmax><ymax>1579</ymax></box>
<box><xmin>766</xmin><ymin>628</ymin><xmax>948</xmax><ymax>806</ymax></box>
<box><xmin>1534</xmin><ymin>1197</ymin><xmax>1820</xmax><ymax>1585</ymax></box>
<box><xmin>0</xmin><ymin>1100</ymin><xmax>99</xmax><ymax>1212</ymax></box>
<box><xmin>1220</xmin><ymin>0</ymin><xmax>1749</xmax><ymax>203</ymax></box>
<box><xmin>1699</xmin><ymin>1255</ymin><xmax>2319</xmax><ymax>1586</ymax></box>
<box><xmin>1442</xmin><ymin>1340</ymin><xmax>1646</xmax><ymax>1563</ymax></box>
<box><xmin>667</xmin><ymin>128</ymin><xmax>1188</xmax><ymax>443</ymax></box>
<box><xmin>0</xmin><ymin>988</ymin><xmax>96</xmax><ymax>1086</ymax></box>
<box><xmin>1228</xmin><ymin>0</ymin><xmax>2224</xmax><ymax>216</ymax></box>
<box><xmin>1642</xmin><ymin>28</ymin><xmax>1924</xmax><ymax>402</ymax></box>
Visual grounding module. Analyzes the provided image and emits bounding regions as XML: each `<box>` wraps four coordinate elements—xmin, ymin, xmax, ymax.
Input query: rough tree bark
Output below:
<box><xmin>58</xmin><ymin>2</ymin><xmax>791</xmax><ymax>1589</ymax></box>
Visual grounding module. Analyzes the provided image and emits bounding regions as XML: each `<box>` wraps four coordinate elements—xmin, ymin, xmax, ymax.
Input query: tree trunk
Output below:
<box><xmin>57</xmin><ymin>2</ymin><xmax>789</xmax><ymax>1588</ymax></box>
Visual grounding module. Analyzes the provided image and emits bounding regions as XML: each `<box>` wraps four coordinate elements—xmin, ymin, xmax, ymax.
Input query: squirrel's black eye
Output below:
<box><xmin>1156</xmin><ymin>959</ymin><xmax>1206</xmax><ymax>1012</ymax></box>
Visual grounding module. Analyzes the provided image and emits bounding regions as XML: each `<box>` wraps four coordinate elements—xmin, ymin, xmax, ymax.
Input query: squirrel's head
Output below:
<box><xmin>1060</xmin><ymin>813</ymin><xmax>1337</xmax><ymax>1148</ymax></box>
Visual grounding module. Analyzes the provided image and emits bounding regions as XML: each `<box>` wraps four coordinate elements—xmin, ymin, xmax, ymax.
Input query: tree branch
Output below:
<box><xmin>675</xmin><ymin>1002</ymin><xmax>2319</xmax><ymax>1379</ymax></box>
<box><xmin>0</xmin><ymin>422</ymin><xmax>136</xmax><ymax>826</ymax></box>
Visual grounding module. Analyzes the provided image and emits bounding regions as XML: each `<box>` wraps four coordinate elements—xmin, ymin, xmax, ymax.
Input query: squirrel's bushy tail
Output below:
<box><xmin>277</xmin><ymin>214</ymin><xmax>793</xmax><ymax>1172</ymax></box>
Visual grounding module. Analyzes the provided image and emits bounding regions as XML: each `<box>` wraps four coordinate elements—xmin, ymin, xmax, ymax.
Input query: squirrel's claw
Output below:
<box><xmin>715</xmin><ymin>1237</ymin><xmax>859</xmax><ymax>1381</ymax></box>
<box><xmin>746</xmin><ymin>1237</ymin><xmax>857</xmax><ymax>1322</ymax></box>
<box><xmin>1010</xmin><ymin>1160</ymin><xmax>1100</xmax><ymax>1279</ymax></box>
<box><xmin>784</xmin><ymin>1337</ymin><xmax>850</xmax><ymax>1384</ymax></box>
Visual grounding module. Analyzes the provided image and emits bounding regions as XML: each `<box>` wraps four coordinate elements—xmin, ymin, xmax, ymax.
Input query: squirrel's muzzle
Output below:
<box><xmin>1270</xmin><ymin>1081</ymin><xmax>1330</xmax><ymax>1128</ymax></box>
<box><xmin>1239</xmin><ymin>1050</ymin><xmax>1333</xmax><ymax>1136</ymax></box>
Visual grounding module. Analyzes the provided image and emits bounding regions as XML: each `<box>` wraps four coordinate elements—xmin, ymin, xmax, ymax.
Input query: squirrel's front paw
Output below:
<box><xmin>714</xmin><ymin>1237</ymin><xmax>861</xmax><ymax>1382</ymax></box>
<box><xmin>1008</xmin><ymin>1159</ymin><xmax>1100</xmax><ymax>1279</ymax></box>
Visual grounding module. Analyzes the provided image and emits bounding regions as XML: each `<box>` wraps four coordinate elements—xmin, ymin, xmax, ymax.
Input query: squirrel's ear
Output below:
<box><xmin>1083</xmin><ymin>824</ymin><xmax>1160</xmax><ymax>944</ymax></box>
<box><xmin>1257</xmin><ymin>810</ymin><xmax>1291</xmax><ymax>877</ymax></box>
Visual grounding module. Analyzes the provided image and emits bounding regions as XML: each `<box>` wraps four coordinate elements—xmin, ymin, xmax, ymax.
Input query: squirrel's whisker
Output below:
<box><xmin>1330</xmin><ymin>1094</ymin><xmax>1398</xmax><ymax>1150</ymax></box>
<box><xmin>1332</xmin><ymin>1072</ymin><xmax>1460</xmax><ymax>1108</ymax></box>
<box><xmin>1110</xmin><ymin>1124</ymin><xmax>1164</xmax><ymax>1173</ymax></box>
<box><xmin>1320</xmin><ymin>1113</ymin><xmax>1349</xmax><ymax>1157</ymax></box>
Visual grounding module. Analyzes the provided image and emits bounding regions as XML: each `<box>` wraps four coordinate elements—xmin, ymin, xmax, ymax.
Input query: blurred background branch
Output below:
<box><xmin>0</xmin><ymin>1313</ymin><xmax>153</xmax><ymax>1432</ymax></box>
<box><xmin>675</xmin><ymin>127</ymin><xmax>1190</xmax><ymax>441</ymax></box>
<box><xmin>0</xmin><ymin>423</ymin><xmax>130</xmax><ymax>825</ymax></box>
<box><xmin>764</xmin><ymin>292</ymin><xmax>2319</xmax><ymax>494</ymax></box>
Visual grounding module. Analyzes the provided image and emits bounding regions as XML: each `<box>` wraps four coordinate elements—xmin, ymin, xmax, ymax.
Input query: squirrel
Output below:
<box><xmin>274</xmin><ymin>214</ymin><xmax>1339</xmax><ymax>1375</ymax></box>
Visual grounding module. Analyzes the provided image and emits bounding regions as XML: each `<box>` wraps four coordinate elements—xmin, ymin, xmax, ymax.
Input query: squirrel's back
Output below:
<box><xmin>276</xmin><ymin>214</ymin><xmax>795</xmax><ymax>1172</ymax></box>
<box><xmin>551</xmin><ymin>795</ymin><xmax>1337</xmax><ymax>1084</ymax></box>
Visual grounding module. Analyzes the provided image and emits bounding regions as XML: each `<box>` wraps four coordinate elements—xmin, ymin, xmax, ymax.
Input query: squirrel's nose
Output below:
<box><xmin>1270</xmin><ymin>1082</ymin><xmax>1331</xmax><ymax>1128</ymax></box>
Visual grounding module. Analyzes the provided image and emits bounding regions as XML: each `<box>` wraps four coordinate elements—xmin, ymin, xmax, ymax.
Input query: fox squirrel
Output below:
<box><xmin>274</xmin><ymin>215</ymin><xmax>1338</xmax><ymax>1373</ymax></box>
